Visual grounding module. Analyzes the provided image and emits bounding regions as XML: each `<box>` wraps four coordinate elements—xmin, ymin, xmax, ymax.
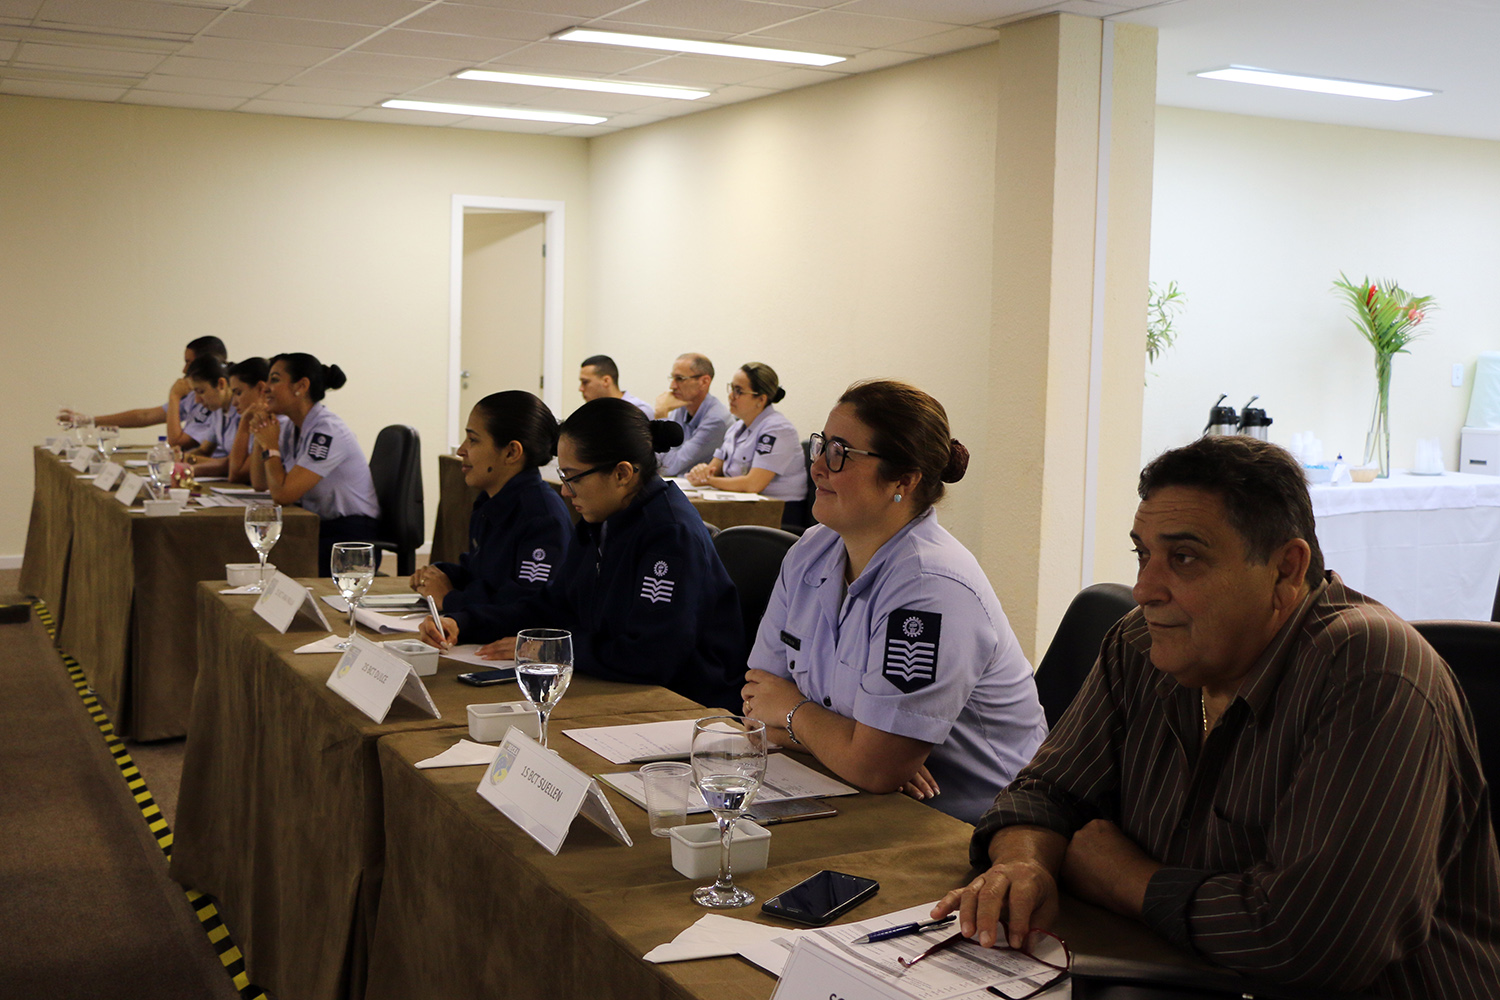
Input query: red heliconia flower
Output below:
<box><xmin>1367</xmin><ymin>285</ymin><xmax>1378</xmax><ymax>305</ymax></box>
<box><xmin>1409</xmin><ymin>308</ymin><xmax>1425</xmax><ymax>323</ymax></box>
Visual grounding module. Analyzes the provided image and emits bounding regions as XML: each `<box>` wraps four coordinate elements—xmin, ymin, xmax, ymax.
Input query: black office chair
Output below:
<box><xmin>1410</xmin><ymin>620</ymin><xmax>1500</xmax><ymax>831</ymax></box>
<box><xmin>713</xmin><ymin>525</ymin><xmax>799</xmax><ymax>658</ymax></box>
<box><xmin>1034</xmin><ymin>583</ymin><xmax>1136</xmax><ymax>728</ymax></box>
<box><xmin>1492</xmin><ymin>568</ymin><xmax>1500</xmax><ymax>622</ymax></box>
<box><xmin>368</xmin><ymin>424</ymin><xmax>424</xmax><ymax>577</ymax></box>
<box><xmin>779</xmin><ymin>437</ymin><xmax>819</xmax><ymax>535</ymax></box>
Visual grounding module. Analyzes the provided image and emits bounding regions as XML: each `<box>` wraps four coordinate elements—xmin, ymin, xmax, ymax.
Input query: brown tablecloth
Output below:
<box><xmin>46</xmin><ymin>473</ymin><xmax>318</xmax><ymax>740</ymax></box>
<box><xmin>364</xmin><ymin>724</ymin><xmax>976</xmax><ymax>1000</ymax></box>
<box><xmin>20</xmin><ymin>448</ymin><xmax>78</xmax><ymax>627</ymax></box>
<box><xmin>431</xmin><ymin>454</ymin><xmax>785</xmax><ymax>565</ymax></box>
<box><xmin>171</xmin><ymin>580</ymin><xmax>700</xmax><ymax>1000</ymax></box>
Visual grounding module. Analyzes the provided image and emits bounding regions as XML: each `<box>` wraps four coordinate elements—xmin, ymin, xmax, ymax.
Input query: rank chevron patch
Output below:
<box><xmin>517</xmin><ymin>547</ymin><xmax>551</xmax><ymax>583</ymax></box>
<box><xmin>640</xmin><ymin>558</ymin><xmax>675</xmax><ymax>604</ymax></box>
<box><xmin>883</xmin><ymin>608</ymin><xmax>941</xmax><ymax>693</ymax></box>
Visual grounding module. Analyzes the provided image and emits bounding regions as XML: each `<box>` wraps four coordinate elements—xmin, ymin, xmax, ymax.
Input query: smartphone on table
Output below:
<box><xmin>761</xmin><ymin>870</ymin><xmax>879</xmax><ymax>926</ymax></box>
<box><xmin>456</xmin><ymin>668</ymin><xmax>516</xmax><ymax>686</ymax></box>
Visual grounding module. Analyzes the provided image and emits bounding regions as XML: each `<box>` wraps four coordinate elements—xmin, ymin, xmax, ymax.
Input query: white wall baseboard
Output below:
<box><xmin>0</xmin><ymin>556</ymin><xmax>23</xmax><ymax>570</ymax></box>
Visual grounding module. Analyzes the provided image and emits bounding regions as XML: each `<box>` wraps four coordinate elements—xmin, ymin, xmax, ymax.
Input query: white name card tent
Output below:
<box><xmin>70</xmin><ymin>448</ymin><xmax>96</xmax><ymax>472</ymax></box>
<box><xmin>253</xmin><ymin>571</ymin><xmax>334</xmax><ymax>634</ymax></box>
<box><xmin>476</xmin><ymin>729</ymin><xmax>633</xmax><ymax>855</ymax></box>
<box><xmin>325</xmin><ymin>634</ymin><xmax>440</xmax><ymax>724</ymax></box>
<box><xmin>116</xmin><ymin>472</ymin><xmax>145</xmax><ymax>507</ymax></box>
<box><xmin>92</xmin><ymin>462</ymin><xmax>125</xmax><ymax>491</ymax></box>
<box><xmin>46</xmin><ymin>438</ymin><xmax>68</xmax><ymax>455</ymax></box>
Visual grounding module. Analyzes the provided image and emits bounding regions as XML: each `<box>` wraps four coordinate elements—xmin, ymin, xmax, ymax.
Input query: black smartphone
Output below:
<box><xmin>761</xmin><ymin>870</ymin><xmax>879</xmax><ymax>926</ymax></box>
<box><xmin>456</xmin><ymin>668</ymin><xmax>516</xmax><ymax>686</ymax></box>
<box><xmin>744</xmin><ymin>798</ymin><xmax>838</xmax><ymax>825</ymax></box>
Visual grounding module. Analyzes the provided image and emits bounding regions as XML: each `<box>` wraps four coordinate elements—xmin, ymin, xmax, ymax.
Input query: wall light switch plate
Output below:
<box><xmin>1453</xmin><ymin>363</ymin><xmax>1465</xmax><ymax>388</ymax></box>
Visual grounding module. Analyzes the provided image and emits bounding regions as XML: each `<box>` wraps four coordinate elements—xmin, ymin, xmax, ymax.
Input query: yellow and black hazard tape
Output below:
<box><xmin>28</xmin><ymin>600</ymin><xmax>270</xmax><ymax>1000</ymax></box>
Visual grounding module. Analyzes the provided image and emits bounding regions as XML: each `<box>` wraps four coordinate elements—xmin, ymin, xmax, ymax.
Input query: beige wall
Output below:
<box><xmin>0</xmin><ymin>95</ymin><xmax>590</xmax><ymax>559</ymax></box>
<box><xmin>1145</xmin><ymin>107</ymin><xmax>1500</xmax><ymax>471</ymax></box>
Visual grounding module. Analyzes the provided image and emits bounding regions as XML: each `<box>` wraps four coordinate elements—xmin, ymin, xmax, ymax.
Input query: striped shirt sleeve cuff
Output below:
<box><xmin>1142</xmin><ymin>866</ymin><xmax>1213</xmax><ymax>951</ymax></box>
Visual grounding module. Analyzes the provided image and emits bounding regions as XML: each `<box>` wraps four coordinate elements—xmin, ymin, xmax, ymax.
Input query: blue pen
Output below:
<box><xmin>857</xmin><ymin>915</ymin><xmax>956</xmax><ymax>944</ymax></box>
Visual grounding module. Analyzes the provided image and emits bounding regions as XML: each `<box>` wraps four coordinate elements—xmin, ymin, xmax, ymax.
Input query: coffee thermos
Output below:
<box><xmin>1237</xmin><ymin>395</ymin><xmax>1273</xmax><ymax>440</ymax></box>
<box><xmin>1202</xmin><ymin>394</ymin><xmax>1273</xmax><ymax>439</ymax></box>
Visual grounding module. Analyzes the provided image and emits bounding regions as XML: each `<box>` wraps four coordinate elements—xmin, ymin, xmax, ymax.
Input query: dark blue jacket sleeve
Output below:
<box><xmin>439</xmin><ymin>510</ymin><xmax>571</xmax><ymax>618</ymax></box>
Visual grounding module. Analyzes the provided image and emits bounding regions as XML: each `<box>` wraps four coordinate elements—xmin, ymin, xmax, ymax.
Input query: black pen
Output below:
<box><xmin>857</xmin><ymin>914</ymin><xmax>956</xmax><ymax>944</ymax></box>
<box><xmin>628</xmin><ymin>752</ymin><xmax>690</xmax><ymax>764</ymax></box>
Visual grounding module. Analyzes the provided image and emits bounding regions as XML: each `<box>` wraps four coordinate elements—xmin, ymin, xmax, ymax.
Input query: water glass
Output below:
<box><xmin>243</xmin><ymin>504</ymin><xmax>282</xmax><ymax>593</ymax></box>
<box><xmin>514</xmin><ymin>629</ymin><xmax>573</xmax><ymax>748</ymax></box>
<box><xmin>330</xmin><ymin>542</ymin><xmax>376</xmax><ymax>650</ymax></box>
<box><xmin>96</xmin><ymin>425</ymin><xmax>120</xmax><ymax>460</ymax></box>
<box><xmin>640</xmin><ymin>761</ymin><xmax>693</xmax><ymax>838</ymax></box>
<box><xmin>690</xmin><ymin>716</ymin><xmax>768</xmax><ymax>909</ymax></box>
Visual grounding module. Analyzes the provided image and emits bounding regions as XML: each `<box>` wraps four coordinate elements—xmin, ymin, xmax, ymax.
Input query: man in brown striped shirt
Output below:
<box><xmin>935</xmin><ymin>436</ymin><xmax>1500</xmax><ymax>997</ymax></box>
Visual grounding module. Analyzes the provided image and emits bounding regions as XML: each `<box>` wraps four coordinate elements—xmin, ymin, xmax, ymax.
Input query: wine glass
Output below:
<box><xmin>690</xmin><ymin>716</ymin><xmax>768</xmax><ymax>909</ymax></box>
<box><xmin>514</xmin><ymin>629</ymin><xmax>573</xmax><ymax>748</ymax></box>
<box><xmin>243</xmin><ymin>504</ymin><xmax>282</xmax><ymax>593</ymax></box>
<box><xmin>96</xmin><ymin>425</ymin><xmax>120</xmax><ymax>461</ymax></box>
<box><xmin>147</xmin><ymin>443</ymin><xmax>175</xmax><ymax>499</ymax></box>
<box><xmin>330</xmin><ymin>542</ymin><xmax>376</xmax><ymax>650</ymax></box>
<box><xmin>77</xmin><ymin>416</ymin><xmax>98</xmax><ymax>450</ymax></box>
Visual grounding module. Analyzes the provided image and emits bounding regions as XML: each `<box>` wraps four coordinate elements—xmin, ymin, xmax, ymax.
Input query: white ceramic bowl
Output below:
<box><xmin>225</xmin><ymin>563</ymin><xmax>272</xmax><ymax>587</ymax></box>
<box><xmin>142</xmin><ymin>499</ymin><xmax>181</xmax><ymax>517</ymax></box>
<box><xmin>669</xmin><ymin>819</ymin><xmax>771</xmax><ymax>879</ymax></box>
<box><xmin>467</xmin><ymin>702</ymin><xmax>541</xmax><ymax>742</ymax></box>
<box><xmin>384</xmin><ymin>638</ymin><xmax>439</xmax><ymax>677</ymax></box>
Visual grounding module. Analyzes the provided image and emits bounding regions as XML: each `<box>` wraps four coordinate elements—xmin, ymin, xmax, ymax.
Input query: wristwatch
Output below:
<box><xmin>262</xmin><ymin>449</ymin><xmax>281</xmax><ymax>461</ymax></box>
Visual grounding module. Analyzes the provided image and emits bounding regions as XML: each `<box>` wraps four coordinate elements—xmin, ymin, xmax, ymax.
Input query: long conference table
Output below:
<box><xmin>20</xmin><ymin>446</ymin><xmax>319</xmax><ymax>739</ymax></box>
<box><xmin>168</xmin><ymin>580</ymin><xmax>1226</xmax><ymax>1000</ymax></box>
<box><xmin>432</xmin><ymin>453</ymin><xmax>786</xmax><ymax>563</ymax></box>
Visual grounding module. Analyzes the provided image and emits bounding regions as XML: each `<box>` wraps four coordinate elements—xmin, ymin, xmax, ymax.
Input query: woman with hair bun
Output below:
<box><xmin>419</xmin><ymin>397</ymin><xmax>743</xmax><ymax>710</ymax></box>
<box><xmin>741</xmin><ymin>380</ymin><xmax>1046</xmax><ymax>824</ymax></box>
<box><xmin>410</xmin><ymin>391</ymin><xmax>573</xmax><ymax>616</ymax></box>
<box><xmin>686</xmin><ymin>362</ymin><xmax>809</xmax><ymax>521</ymax></box>
<box><xmin>248</xmin><ymin>352</ymin><xmax>380</xmax><ymax>576</ymax></box>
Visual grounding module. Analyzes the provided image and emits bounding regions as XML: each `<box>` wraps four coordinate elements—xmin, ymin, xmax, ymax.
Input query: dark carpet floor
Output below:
<box><xmin>0</xmin><ymin>574</ymin><xmax>240</xmax><ymax>1000</ymax></box>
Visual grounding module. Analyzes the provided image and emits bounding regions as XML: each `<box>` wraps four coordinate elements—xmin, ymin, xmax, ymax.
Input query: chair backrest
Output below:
<box><xmin>713</xmin><ymin>525</ymin><xmax>799</xmax><ymax>657</ymax></box>
<box><xmin>1034</xmin><ymin>583</ymin><xmax>1136</xmax><ymax>728</ymax></box>
<box><xmin>1492</xmin><ymin>569</ymin><xmax>1500</xmax><ymax>622</ymax></box>
<box><xmin>1410</xmin><ymin>620</ymin><xmax>1500</xmax><ymax>831</ymax></box>
<box><xmin>368</xmin><ymin>424</ymin><xmax>424</xmax><ymax>576</ymax></box>
<box><xmin>799</xmin><ymin>436</ymin><xmax>819</xmax><ymax>530</ymax></box>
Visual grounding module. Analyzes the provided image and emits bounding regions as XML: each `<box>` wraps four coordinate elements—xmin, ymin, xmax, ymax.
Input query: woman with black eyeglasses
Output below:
<box><xmin>685</xmin><ymin>362</ymin><xmax>809</xmax><ymax>522</ymax></box>
<box><xmin>418</xmin><ymin>397</ymin><xmax>744</xmax><ymax>710</ymax></box>
<box><xmin>738</xmin><ymin>380</ymin><xmax>1046</xmax><ymax>824</ymax></box>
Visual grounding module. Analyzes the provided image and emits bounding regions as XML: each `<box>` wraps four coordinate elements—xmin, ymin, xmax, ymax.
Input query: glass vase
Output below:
<box><xmin>1363</xmin><ymin>354</ymin><xmax>1392</xmax><ymax>479</ymax></box>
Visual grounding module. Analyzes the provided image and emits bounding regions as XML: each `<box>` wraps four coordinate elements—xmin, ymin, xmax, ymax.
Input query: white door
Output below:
<box><xmin>458</xmin><ymin>210</ymin><xmax>546</xmax><ymax>425</ymax></box>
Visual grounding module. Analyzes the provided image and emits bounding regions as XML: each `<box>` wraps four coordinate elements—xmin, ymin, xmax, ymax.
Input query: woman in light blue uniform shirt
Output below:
<box><xmin>248</xmin><ymin>352</ymin><xmax>380</xmax><ymax>576</ymax></box>
<box><xmin>686</xmin><ymin>361</ymin><xmax>809</xmax><ymax>524</ymax></box>
<box><xmin>741</xmin><ymin>380</ymin><xmax>1047</xmax><ymax>824</ymax></box>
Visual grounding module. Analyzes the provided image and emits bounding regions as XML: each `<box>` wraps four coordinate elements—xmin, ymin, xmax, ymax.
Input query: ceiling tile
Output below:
<box><xmin>581</xmin><ymin>21</ymin><xmax>729</xmax><ymax>42</ymax></box>
<box><xmin>481</xmin><ymin>40</ymin><xmax>660</xmax><ymax>74</ymax></box>
<box><xmin>448</xmin><ymin>113</ymin><xmax>565</xmax><ymax>132</ymax></box>
<box><xmin>326</xmin><ymin>49</ymin><xmax>472</xmax><ymax>78</ymax></box>
<box><xmin>399</xmin><ymin>4</ymin><xmax>578</xmax><ymax>40</ymax></box>
<box><xmin>597</xmin><ymin>0</ymin><xmax>812</xmax><ymax>35</ymax></box>
<box><xmin>619</xmin><ymin>52</ymin><xmax>786</xmax><ymax>85</ymax></box>
<box><xmin>255</xmin><ymin>82</ymin><xmax>373</xmax><ymax>105</ymax></box>
<box><xmin>1049</xmin><ymin>0</ymin><xmax>1135</xmax><ymax>15</ymax></box>
<box><xmin>153</xmin><ymin>55</ymin><xmax>306</xmax><ymax>84</ymax></box>
<box><xmin>456</xmin><ymin>0</ymin><xmax>630</xmax><ymax>15</ymax></box>
<box><xmin>135</xmin><ymin>73</ymin><xmax>272</xmax><ymax>98</ymax></box>
<box><xmin>120</xmin><ymin>89</ymin><xmax>246</xmax><ymax>110</ymax></box>
<box><xmin>750</xmin><ymin>10</ymin><xmax>950</xmax><ymax>48</ymax></box>
<box><xmin>13</xmin><ymin>41</ymin><xmax>163</xmax><ymax>71</ymax></box>
<box><xmin>237</xmin><ymin>97</ymin><xmax>362</xmax><ymax>118</ymax></box>
<box><xmin>891</xmin><ymin>24</ymin><xmax>997</xmax><ymax>54</ymax></box>
<box><xmin>290</xmin><ymin>66</ymin><xmax>421</xmax><ymax>92</ymax></box>
<box><xmin>583</xmin><ymin>110</ymin><xmax>668</xmax><ymax>129</ymax></box>
<box><xmin>0</xmin><ymin>40</ymin><xmax>14</xmax><ymax>59</ymax></box>
<box><xmin>34</xmin><ymin>0</ymin><xmax>221</xmax><ymax>36</ymax></box>
<box><xmin>695</xmin><ymin>82</ymin><xmax>776</xmax><ymax>104</ymax></box>
<box><xmin>411</xmin><ymin>76</ymin><xmax>660</xmax><ymax>112</ymax></box>
<box><xmin>0</xmin><ymin>0</ymin><xmax>44</xmax><ymax>18</ymax></box>
<box><xmin>204</xmin><ymin>12</ymin><xmax>380</xmax><ymax>49</ymax></box>
<box><xmin>546</xmin><ymin>122</ymin><xmax>615</xmax><ymax>137</ymax></box>
<box><xmin>345</xmin><ymin>104</ymin><xmax>458</xmax><ymax>124</ymax></box>
<box><xmin>824</xmin><ymin>46</ymin><xmax>922</xmax><ymax>73</ymax></box>
<box><xmin>355</xmin><ymin>27</ymin><xmax>526</xmax><ymax>61</ymax></box>
<box><xmin>0</xmin><ymin>77</ymin><xmax>127</xmax><ymax>100</ymax></box>
<box><xmin>239</xmin><ymin>0</ymin><xmax>429</xmax><ymax>27</ymax></box>
<box><xmin>841</xmin><ymin>0</ymin><xmax>1049</xmax><ymax>23</ymax></box>
<box><xmin>735</xmin><ymin>65</ymin><xmax>844</xmax><ymax>88</ymax></box>
<box><xmin>176</xmin><ymin>35</ymin><xmax>343</xmax><ymax>66</ymax></box>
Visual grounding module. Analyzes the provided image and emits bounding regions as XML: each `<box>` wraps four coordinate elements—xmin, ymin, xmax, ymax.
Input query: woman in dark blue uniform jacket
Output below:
<box><xmin>410</xmin><ymin>391</ymin><xmax>572</xmax><ymax>615</ymax></box>
<box><xmin>420</xmin><ymin>398</ymin><xmax>743</xmax><ymax>711</ymax></box>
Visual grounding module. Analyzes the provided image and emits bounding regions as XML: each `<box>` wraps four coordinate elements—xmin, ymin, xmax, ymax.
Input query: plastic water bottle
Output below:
<box><xmin>147</xmin><ymin>436</ymin><xmax>175</xmax><ymax>498</ymax></box>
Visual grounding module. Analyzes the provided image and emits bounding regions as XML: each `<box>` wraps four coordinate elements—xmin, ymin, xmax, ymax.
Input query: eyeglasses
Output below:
<box><xmin>669</xmin><ymin>373</ymin><xmax>708</xmax><ymax>384</ymax></box>
<box><xmin>897</xmin><ymin>926</ymin><xmax>1071</xmax><ymax>1000</ymax></box>
<box><xmin>725</xmin><ymin>383</ymin><xmax>756</xmax><ymax>398</ymax></box>
<box><xmin>808</xmin><ymin>432</ymin><xmax>884</xmax><ymax>473</ymax></box>
<box><xmin>556</xmin><ymin>464</ymin><xmax>613</xmax><ymax>492</ymax></box>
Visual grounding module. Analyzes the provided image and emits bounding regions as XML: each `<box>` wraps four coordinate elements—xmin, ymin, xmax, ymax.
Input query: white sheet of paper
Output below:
<box><xmin>599</xmin><ymin>754</ymin><xmax>858</xmax><ymax>814</ymax></box>
<box><xmin>325</xmin><ymin>634</ymin><xmax>440</xmax><ymax>723</ymax></box>
<box><xmin>320</xmin><ymin>595</ymin><xmax>422</xmax><ymax>634</ymax></box>
<box><xmin>475</xmin><ymin>730</ymin><xmax>632</xmax><ymax>855</ymax></box>
<box><xmin>124</xmin><ymin>459</ymin><xmax>149</xmax><ymax>468</ymax></box>
<box><xmin>644</xmin><ymin>914</ymin><xmax>800</xmax><ymax>964</ymax></box>
<box><xmin>219</xmin><ymin>585</ymin><xmax>261</xmax><ymax>595</ymax></box>
<box><xmin>116</xmin><ymin>472</ymin><xmax>145</xmax><ymax>507</ymax></box>
<box><xmin>439</xmin><ymin>644</ymin><xmax>516</xmax><ymax>669</ymax></box>
<box><xmin>563</xmin><ymin>719</ymin><xmax>697</xmax><ymax>764</ymax></box>
<box><xmin>696</xmin><ymin>490</ymin><xmax>767</xmax><ymax>502</ymax></box>
<box><xmin>92</xmin><ymin>462</ymin><xmax>124</xmax><ymax>491</ymax></box>
<box><xmin>415</xmin><ymin>739</ymin><xmax>501</xmax><ymax>769</ymax></box>
<box><xmin>294</xmin><ymin>634</ymin><xmax>348</xmax><ymax>654</ymax></box>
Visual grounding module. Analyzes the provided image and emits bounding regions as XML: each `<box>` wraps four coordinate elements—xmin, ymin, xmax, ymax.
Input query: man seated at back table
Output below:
<box><xmin>934</xmin><ymin>435</ymin><xmax>1500</xmax><ymax>998</ymax></box>
<box><xmin>578</xmin><ymin>354</ymin><xmax>654</xmax><ymax>419</ymax></box>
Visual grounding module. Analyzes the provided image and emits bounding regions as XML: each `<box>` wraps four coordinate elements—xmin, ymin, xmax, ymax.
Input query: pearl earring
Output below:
<box><xmin>893</xmin><ymin>493</ymin><xmax>903</xmax><ymax>503</ymax></box>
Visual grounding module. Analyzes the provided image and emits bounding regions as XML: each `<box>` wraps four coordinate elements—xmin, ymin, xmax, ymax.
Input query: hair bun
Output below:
<box><xmin>323</xmin><ymin>364</ymin><xmax>348</xmax><ymax>391</ymax></box>
<box><xmin>771</xmin><ymin>387</ymin><xmax>786</xmax><ymax>403</ymax></box>
<box><xmin>648</xmin><ymin>419</ymin><xmax>685</xmax><ymax>453</ymax></box>
<box><xmin>941</xmin><ymin>439</ymin><xmax>969</xmax><ymax>483</ymax></box>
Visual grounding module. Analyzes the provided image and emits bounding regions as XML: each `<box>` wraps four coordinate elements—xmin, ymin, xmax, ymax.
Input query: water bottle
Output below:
<box><xmin>147</xmin><ymin>436</ymin><xmax>175</xmax><ymax>498</ymax></box>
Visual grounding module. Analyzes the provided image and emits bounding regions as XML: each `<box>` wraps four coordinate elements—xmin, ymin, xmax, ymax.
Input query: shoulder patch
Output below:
<box><xmin>640</xmin><ymin>558</ymin><xmax>674</xmax><ymax>604</ymax></box>
<box><xmin>307</xmin><ymin>432</ymin><xmax>333</xmax><ymax>461</ymax></box>
<box><xmin>517</xmin><ymin>545</ymin><xmax>552</xmax><ymax>584</ymax></box>
<box><xmin>755</xmin><ymin>433</ymin><xmax>776</xmax><ymax>455</ymax></box>
<box><xmin>883</xmin><ymin>609</ymin><xmax>941</xmax><ymax>692</ymax></box>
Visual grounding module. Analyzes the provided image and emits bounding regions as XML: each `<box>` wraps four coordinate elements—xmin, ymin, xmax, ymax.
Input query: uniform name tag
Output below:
<box><xmin>476</xmin><ymin>729</ymin><xmax>632</xmax><ymax>855</ymax></box>
<box><xmin>93</xmin><ymin>462</ymin><xmax>124</xmax><ymax>491</ymax></box>
<box><xmin>325</xmin><ymin>634</ymin><xmax>440</xmax><ymax>724</ymax></box>
<box><xmin>780</xmin><ymin>630</ymin><xmax>801</xmax><ymax>650</ymax></box>
<box><xmin>253</xmin><ymin>571</ymin><xmax>334</xmax><ymax>634</ymax></box>
<box><xmin>115</xmin><ymin>472</ymin><xmax>145</xmax><ymax>507</ymax></box>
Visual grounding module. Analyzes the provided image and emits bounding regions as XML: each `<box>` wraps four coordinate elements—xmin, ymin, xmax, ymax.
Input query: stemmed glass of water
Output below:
<box><xmin>96</xmin><ymin>425</ymin><xmax>120</xmax><ymax>461</ymax></box>
<box><xmin>330</xmin><ymin>542</ymin><xmax>376</xmax><ymax>650</ymax></box>
<box><xmin>243</xmin><ymin>504</ymin><xmax>282</xmax><ymax>593</ymax></box>
<box><xmin>514</xmin><ymin>629</ymin><xmax>573</xmax><ymax>748</ymax></box>
<box><xmin>690</xmin><ymin>716</ymin><xmax>768</xmax><ymax>909</ymax></box>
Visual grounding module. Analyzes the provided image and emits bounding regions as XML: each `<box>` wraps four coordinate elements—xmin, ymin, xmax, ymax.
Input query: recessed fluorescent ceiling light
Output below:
<box><xmin>1195</xmin><ymin>66</ymin><xmax>1434</xmax><ymax>102</ymax></box>
<box><xmin>554</xmin><ymin>28</ymin><xmax>844</xmax><ymax>67</ymax></box>
<box><xmin>382</xmin><ymin>99</ymin><xmax>606</xmax><ymax>125</ymax></box>
<box><xmin>455</xmin><ymin>69</ymin><xmax>708</xmax><ymax>101</ymax></box>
